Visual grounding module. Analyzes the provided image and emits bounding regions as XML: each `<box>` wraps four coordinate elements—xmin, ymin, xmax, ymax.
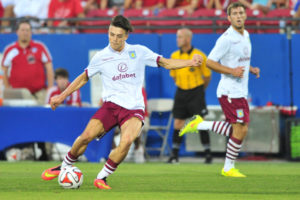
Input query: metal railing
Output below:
<box><xmin>1</xmin><ymin>16</ymin><xmax>300</xmax><ymax>33</ymax></box>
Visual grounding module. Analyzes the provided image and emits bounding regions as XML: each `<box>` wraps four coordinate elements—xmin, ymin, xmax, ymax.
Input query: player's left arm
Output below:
<box><xmin>45</xmin><ymin>62</ymin><xmax>55</xmax><ymax>89</ymax></box>
<box><xmin>158</xmin><ymin>54</ymin><xmax>203</xmax><ymax>70</ymax></box>
<box><xmin>250</xmin><ymin>66</ymin><xmax>260</xmax><ymax>78</ymax></box>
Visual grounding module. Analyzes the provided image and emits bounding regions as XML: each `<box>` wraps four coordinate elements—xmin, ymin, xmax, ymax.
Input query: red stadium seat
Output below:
<box><xmin>267</xmin><ymin>9</ymin><xmax>293</xmax><ymax>17</ymax></box>
<box><xmin>262</xmin><ymin>9</ymin><xmax>293</xmax><ymax>33</ymax></box>
<box><xmin>215</xmin><ymin>10</ymin><xmax>230</xmax><ymax>33</ymax></box>
<box><xmin>123</xmin><ymin>9</ymin><xmax>153</xmax><ymax>17</ymax></box>
<box><xmin>191</xmin><ymin>9</ymin><xmax>228</xmax><ymax>32</ymax></box>
<box><xmin>148</xmin><ymin>9</ymin><xmax>188</xmax><ymax>33</ymax></box>
<box><xmin>86</xmin><ymin>9</ymin><xmax>118</xmax><ymax>18</ymax></box>
<box><xmin>123</xmin><ymin>9</ymin><xmax>153</xmax><ymax>26</ymax></box>
<box><xmin>245</xmin><ymin>9</ymin><xmax>264</xmax><ymax>33</ymax></box>
<box><xmin>82</xmin><ymin>9</ymin><xmax>118</xmax><ymax>33</ymax></box>
<box><xmin>157</xmin><ymin>8</ymin><xmax>188</xmax><ymax>17</ymax></box>
<box><xmin>184</xmin><ymin>9</ymin><xmax>221</xmax><ymax>33</ymax></box>
<box><xmin>191</xmin><ymin>8</ymin><xmax>224</xmax><ymax>17</ymax></box>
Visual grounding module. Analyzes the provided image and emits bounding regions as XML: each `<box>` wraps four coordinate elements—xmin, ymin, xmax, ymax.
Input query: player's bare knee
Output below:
<box><xmin>80</xmin><ymin>131</ymin><xmax>95</xmax><ymax>144</ymax></box>
<box><xmin>122</xmin><ymin>137</ymin><xmax>134</xmax><ymax>148</ymax></box>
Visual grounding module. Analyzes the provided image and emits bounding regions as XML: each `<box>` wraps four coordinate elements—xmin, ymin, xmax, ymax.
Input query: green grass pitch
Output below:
<box><xmin>0</xmin><ymin>161</ymin><xmax>299</xmax><ymax>200</ymax></box>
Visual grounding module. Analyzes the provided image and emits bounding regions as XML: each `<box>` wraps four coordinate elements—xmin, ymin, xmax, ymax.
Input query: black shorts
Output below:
<box><xmin>172</xmin><ymin>85</ymin><xmax>208</xmax><ymax>119</ymax></box>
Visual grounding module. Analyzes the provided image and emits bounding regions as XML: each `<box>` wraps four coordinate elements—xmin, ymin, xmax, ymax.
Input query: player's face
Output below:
<box><xmin>228</xmin><ymin>7</ymin><xmax>247</xmax><ymax>30</ymax></box>
<box><xmin>17</xmin><ymin>23</ymin><xmax>32</xmax><ymax>43</ymax></box>
<box><xmin>108</xmin><ymin>25</ymin><xmax>128</xmax><ymax>52</ymax></box>
<box><xmin>176</xmin><ymin>30</ymin><xmax>189</xmax><ymax>48</ymax></box>
<box><xmin>56</xmin><ymin>76</ymin><xmax>69</xmax><ymax>91</ymax></box>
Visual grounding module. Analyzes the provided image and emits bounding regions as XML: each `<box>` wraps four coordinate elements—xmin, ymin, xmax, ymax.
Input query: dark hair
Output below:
<box><xmin>110</xmin><ymin>15</ymin><xmax>133</xmax><ymax>33</ymax></box>
<box><xmin>16</xmin><ymin>19</ymin><xmax>32</xmax><ymax>31</ymax></box>
<box><xmin>55</xmin><ymin>68</ymin><xmax>69</xmax><ymax>79</ymax></box>
<box><xmin>227</xmin><ymin>2</ymin><xmax>246</xmax><ymax>16</ymax></box>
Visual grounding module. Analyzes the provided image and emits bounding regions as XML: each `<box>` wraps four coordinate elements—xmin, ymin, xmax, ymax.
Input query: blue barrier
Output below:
<box><xmin>1</xmin><ymin>33</ymin><xmax>298</xmax><ymax>107</ymax></box>
<box><xmin>0</xmin><ymin>106</ymin><xmax>114</xmax><ymax>162</ymax></box>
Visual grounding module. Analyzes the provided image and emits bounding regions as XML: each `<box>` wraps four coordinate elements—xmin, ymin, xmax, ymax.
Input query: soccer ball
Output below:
<box><xmin>58</xmin><ymin>166</ymin><xmax>83</xmax><ymax>189</ymax></box>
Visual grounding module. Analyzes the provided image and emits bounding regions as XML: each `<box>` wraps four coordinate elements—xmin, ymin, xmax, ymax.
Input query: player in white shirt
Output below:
<box><xmin>41</xmin><ymin>15</ymin><xmax>203</xmax><ymax>189</ymax></box>
<box><xmin>179</xmin><ymin>2</ymin><xmax>260</xmax><ymax>178</ymax></box>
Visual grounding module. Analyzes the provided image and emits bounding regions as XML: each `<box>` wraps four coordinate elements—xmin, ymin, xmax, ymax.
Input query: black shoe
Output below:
<box><xmin>167</xmin><ymin>156</ymin><xmax>179</xmax><ymax>164</ymax></box>
<box><xmin>204</xmin><ymin>154</ymin><xmax>212</xmax><ymax>164</ymax></box>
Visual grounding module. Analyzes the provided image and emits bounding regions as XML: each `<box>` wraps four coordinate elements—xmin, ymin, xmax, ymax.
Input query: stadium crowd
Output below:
<box><xmin>0</xmin><ymin>0</ymin><xmax>299</xmax><ymax>33</ymax></box>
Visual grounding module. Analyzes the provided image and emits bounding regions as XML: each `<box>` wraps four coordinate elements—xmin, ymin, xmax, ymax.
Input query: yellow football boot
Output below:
<box><xmin>221</xmin><ymin>168</ymin><xmax>246</xmax><ymax>178</ymax></box>
<box><xmin>179</xmin><ymin>115</ymin><xmax>203</xmax><ymax>137</ymax></box>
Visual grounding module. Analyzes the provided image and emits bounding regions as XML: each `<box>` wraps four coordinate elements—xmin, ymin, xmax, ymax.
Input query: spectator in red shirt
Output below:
<box><xmin>204</xmin><ymin>0</ymin><xmax>230</xmax><ymax>10</ymax></box>
<box><xmin>167</xmin><ymin>0</ymin><xmax>200</xmax><ymax>14</ymax></box>
<box><xmin>47</xmin><ymin>0</ymin><xmax>85</xmax><ymax>33</ymax></box>
<box><xmin>1</xmin><ymin>20</ymin><xmax>54</xmax><ymax>105</ymax></box>
<box><xmin>81</xmin><ymin>0</ymin><xmax>101</xmax><ymax>13</ymax></box>
<box><xmin>1</xmin><ymin>0</ymin><xmax>14</xmax><ymax>33</ymax></box>
<box><xmin>46</xmin><ymin>68</ymin><xmax>82</xmax><ymax>106</ymax></box>
<box><xmin>98</xmin><ymin>0</ymin><xmax>132</xmax><ymax>10</ymax></box>
<box><xmin>132</xmin><ymin>0</ymin><xmax>165</xmax><ymax>10</ymax></box>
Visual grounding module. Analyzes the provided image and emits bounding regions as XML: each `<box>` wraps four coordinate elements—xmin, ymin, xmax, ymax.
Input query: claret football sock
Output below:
<box><xmin>97</xmin><ymin>158</ymin><xmax>119</xmax><ymax>180</ymax></box>
<box><xmin>224</xmin><ymin>136</ymin><xmax>242</xmax><ymax>172</ymax></box>
<box><xmin>62</xmin><ymin>151</ymin><xmax>78</xmax><ymax>168</ymax></box>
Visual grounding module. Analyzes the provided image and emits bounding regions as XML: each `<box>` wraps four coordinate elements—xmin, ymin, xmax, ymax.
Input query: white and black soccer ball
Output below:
<box><xmin>58</xmin><ymin>166</ymin><xmax>83</xmax><ymax>189</ymax></box>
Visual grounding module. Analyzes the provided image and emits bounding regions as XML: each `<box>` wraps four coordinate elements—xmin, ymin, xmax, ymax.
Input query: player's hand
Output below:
<box><xmin>231</xmin><ymin>66</ymin><xmax>245</xmax><ymax>78</ymax></box>
<box><xmin>250</xmin><ymin>67</ymin><xmax>260</xmax><ymax>78</ymax></box>
<box><xmin>50</xmin><ymin>95</ymin><xmax>64</xmax><ymax>111</ymax></box>
<box><xmin>191</xmin><ymin>54</ymin><xmax>203</xmax><ymax>67</ymax></box>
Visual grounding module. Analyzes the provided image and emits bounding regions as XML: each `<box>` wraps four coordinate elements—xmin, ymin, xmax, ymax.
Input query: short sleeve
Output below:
<box><xmin>169</xmin><ymin>52</ymin><xmax>176</xmax><ymax>77</ymax></box>
<box><xmin>40</xmin><ymin>43</ymin><xmax>52</xmax><ymax>63</ymax></box>
<box><xmin>208</xmin><ymin>36</ymin><xmax>230</xmax><ymax>62</ymax></box>
<box><xmin>1</xmin><ymin>47</ymin><xmax>18</xmax><ymax>67</ymax></box>
<box><xmin>139</xmin><ymin>45</ymin><xmax>161</xmax><ymax>67</ymax></box>
<box><xmin>85</xmin><ymin>52</ymin><xmax>102</xmax><ymax>78</ymax></box>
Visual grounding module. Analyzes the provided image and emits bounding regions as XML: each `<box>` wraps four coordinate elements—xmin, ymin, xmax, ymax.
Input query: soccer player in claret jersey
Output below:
<box><xmin>180</xmin><ymin>2</ymin><xmax>260</xmax><ymax>177</ymax></box>
<box><xmin>41</xmin><ymin>15</ymin><xmax>203</xmax><ymax>189</ymax></box>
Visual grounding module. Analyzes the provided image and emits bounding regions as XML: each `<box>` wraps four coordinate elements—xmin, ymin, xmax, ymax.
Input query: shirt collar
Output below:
<box><xmin>229</xmin><ymin>26</ymin><xmax>246</xmax><ymax>38</ymax></box>
<box><xmin>180</xmin><ymin>46</ymin><xmax>194</xmax><ymax>55</ymax></box>
<box><xmin>16</xmin><ymin>40</ymin><xmax>33</xmax><ymax>49</ymax></box>
<box><xmin>108</xmin><ymin>42</ymin><xmax>128</xmax><ymax>54</ymax></box>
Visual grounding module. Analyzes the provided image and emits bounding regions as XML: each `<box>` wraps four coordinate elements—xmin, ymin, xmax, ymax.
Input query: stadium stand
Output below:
<box><xmin>0</xmin><ymin>2</ymin><xmax>299</xmax><ymax>34</ymax></box>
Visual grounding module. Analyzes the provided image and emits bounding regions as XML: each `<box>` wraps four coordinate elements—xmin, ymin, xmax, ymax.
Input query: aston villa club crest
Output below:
<box><xmin>236</xmin><ymin>109</ymin><xmax>244</xmax><ymax>118</ymax></box>
<box><xmin>129</xmin><ymin>51</ymin><xmax>136</xmax><ymax>59</ymax></box>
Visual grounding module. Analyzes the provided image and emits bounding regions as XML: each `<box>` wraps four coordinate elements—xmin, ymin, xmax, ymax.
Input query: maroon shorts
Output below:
<box><xmin>92</xmin><ymin>102</ymin><xmax>145</xmax><ymax>132</ymax></box>
<box><xmin>218</xmin><ymin>95</ymin><xmax>250</xmax><ymax>124</ymax></box>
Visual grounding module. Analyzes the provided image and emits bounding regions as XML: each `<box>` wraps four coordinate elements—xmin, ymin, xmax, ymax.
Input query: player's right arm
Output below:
<box><xmin>206</xmin><ymin>59</ymin><xmax>245</xmax><ymax>78</ymax></box>
<box><xmin>207</xmin><ymin>35</ymin><xmax>244</xmax><ymax>78</ymax></box>
<box><xmin>50</xmin><ymin>72</ymin><xmax>88</xmax><ymax>110</ymax></box>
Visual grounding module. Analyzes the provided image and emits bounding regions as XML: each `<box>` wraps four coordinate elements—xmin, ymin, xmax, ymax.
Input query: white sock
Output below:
<box><xmin>97</xmin><ymin>158</ymin><xmax>118</xmax><ymax>180</ymax></box>
<box><xmin>224</xmin><ymin>157</ymin><xmax>235</xmax><ymax>172</ymax></box>
<box><xmin>97</xmin><ymin>168</ymin><xmax>110</xmax><ymax>180</ymax></box>
<box><xmin>198</xmin><ymin>121</ymin><xmax>232</xmax><ymax>137</ymax></box>
<box><xmin>224</xmin><ymin>137</ymin><xmax>242</xmax><ymax>172</ymax></box>
<box><xmin>61</xmin><ymin>151</ymin><xmax>77</xmax><ymax>168</ymax></box>
<box><xmin>197</xmin><ymin>121</ymin><xmax>214</xmax><ymax>130</ymax></box>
